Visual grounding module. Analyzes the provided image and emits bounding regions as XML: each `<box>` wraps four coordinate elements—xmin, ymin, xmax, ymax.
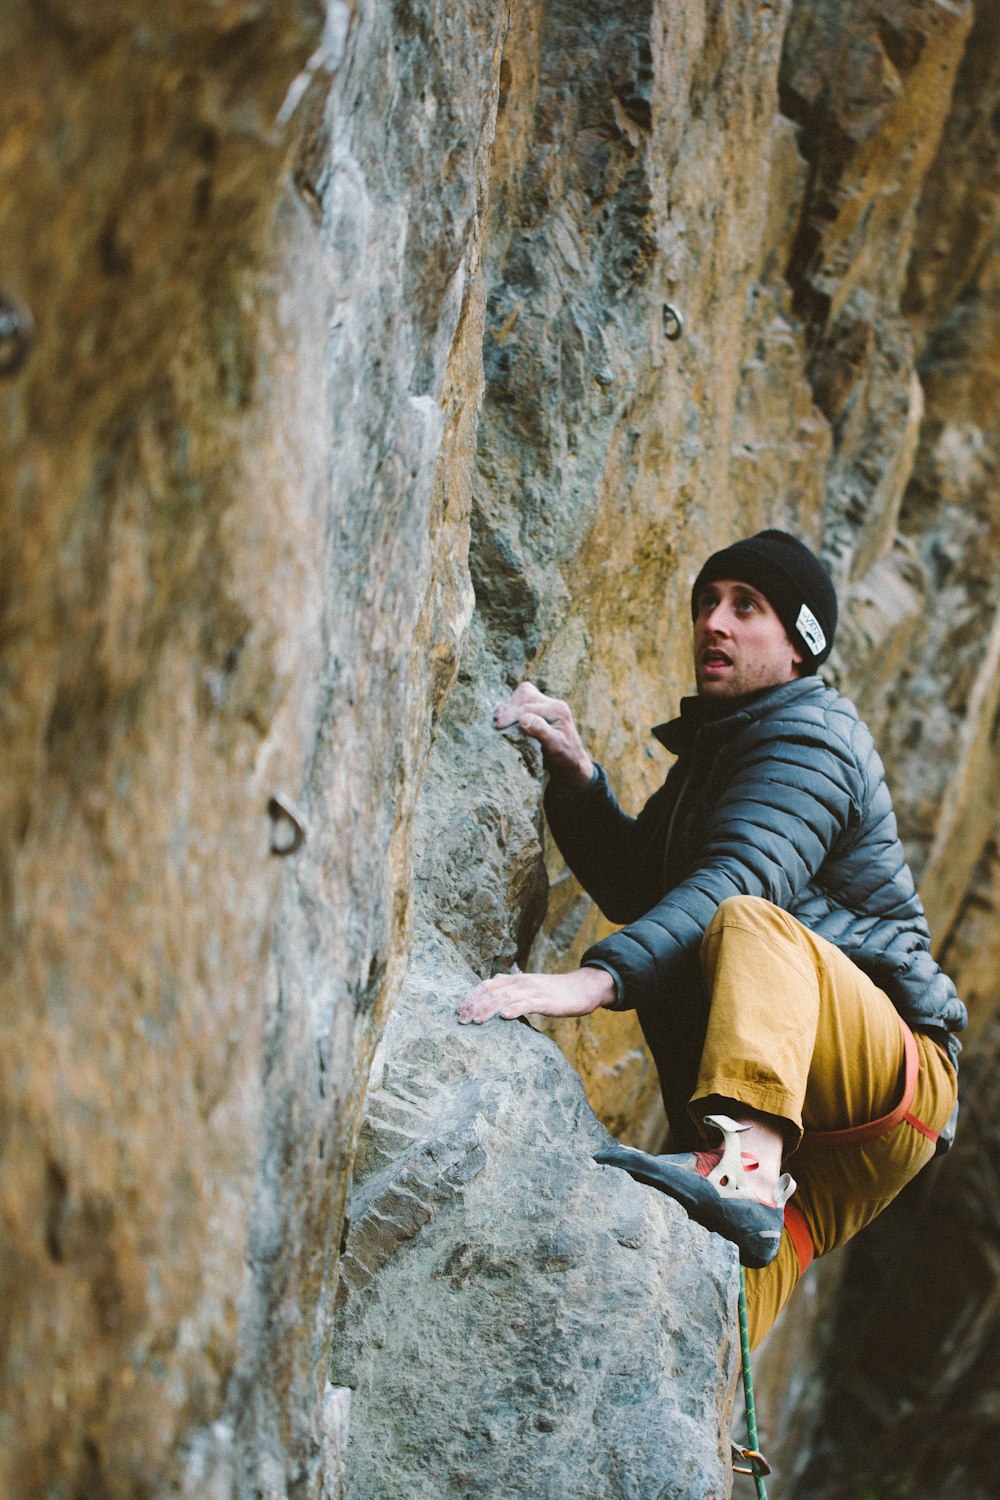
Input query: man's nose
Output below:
<box><xmin>704</xmin><ymin>603</ymin><xmax>733</xmax><ymax>633</ymax></box>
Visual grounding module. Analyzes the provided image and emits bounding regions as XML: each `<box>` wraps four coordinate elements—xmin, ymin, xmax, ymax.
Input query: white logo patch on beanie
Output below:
<box><xmin>796</xmin><ymin>603</ymin><xmax>827</xmax><ymax>657</ymax></box>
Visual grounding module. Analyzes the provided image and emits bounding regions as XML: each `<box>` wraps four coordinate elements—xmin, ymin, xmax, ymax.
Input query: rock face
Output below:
<box><xmin>331</xmin><ymin>934</ymin><xmax>737</xmax><ymax>1499</ymax></box>
<box><xmin>5</xmin><ymin>0</ymin><xmax>1000</xmax><ymax>1498</ymax></box>
<box><xmin>2</xmin><ymin>0</ymin><xmax>493</xmax><ymax>1493</ymax></box>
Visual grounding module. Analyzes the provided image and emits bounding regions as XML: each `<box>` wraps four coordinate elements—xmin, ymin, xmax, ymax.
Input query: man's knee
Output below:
<box><xmin>699</xmin><ymin>896</ymin><xmax>799</xmax><ymax>981</ymax></box>
<box><xmin>702</xmin><ymin>894</ymin><xmax>776</xmax><ymax>946</ymax></box>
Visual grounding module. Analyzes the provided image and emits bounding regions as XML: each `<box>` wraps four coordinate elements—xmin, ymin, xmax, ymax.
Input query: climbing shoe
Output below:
<box><xmin>594</xmin><ymin>1113</ymin><xmax>795</xmax><ymax>1269</ymax></box>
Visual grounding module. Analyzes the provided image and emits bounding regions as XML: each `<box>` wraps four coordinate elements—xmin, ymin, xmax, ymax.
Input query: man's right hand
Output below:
<box><xmin>494</xmin><ymin>682</ymin><xmax>595</xmax><ymax>790</ymax></box>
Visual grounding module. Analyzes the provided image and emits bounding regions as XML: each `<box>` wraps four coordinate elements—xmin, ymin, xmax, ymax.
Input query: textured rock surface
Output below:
<box><xmin>7</xmin><ymin>0</ymin><xmax>1000</xmax><ymax>1497</ymax></box>
<box><xmin>2</xmin><ymin>1</ymin><xmax>492</xmax><ymax>1494</ymax></box>
<box><xmin>1</xmin><ymin>8</ymin><xmax>330</xmax><ymax>1496</ymax></box>
<box><xmin>332</xmin><ymin>933</ymin><xmax>738</xmax><ymax>1499</ymax></box>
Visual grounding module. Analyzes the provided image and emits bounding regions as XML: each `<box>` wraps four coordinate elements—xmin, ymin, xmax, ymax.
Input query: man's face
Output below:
<box><xmin>693</xmin><ymin>578</ymin><xmax>803</xmax><ymax>698</ymax></box>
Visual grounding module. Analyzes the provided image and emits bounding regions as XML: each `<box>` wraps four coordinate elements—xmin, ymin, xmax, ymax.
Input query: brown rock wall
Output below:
<box><xmin>7</xmin><ymin>0</ymin><xmax>1000</xmax><ymax>1496</ymax></box>
<box><xmin>2</xmin><ymin>0</ymin><xmax>497</xmax><ymax>1494</ymax></box>
<box><xmin>232</xmin><ymin>2</ymin><xmax>508</xmax><ymax>1486</ymax></box>
<box><xmin>2</xmin><ymin>8</ymin><xmax>329</xmax><ymax>1495</ymax></box>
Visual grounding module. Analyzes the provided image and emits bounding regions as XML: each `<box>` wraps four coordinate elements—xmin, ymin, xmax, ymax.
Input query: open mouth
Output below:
<box><xmin>701</xmin><ymin>649</ymin><xmax>733</xmax><ymax>668</ymax></box>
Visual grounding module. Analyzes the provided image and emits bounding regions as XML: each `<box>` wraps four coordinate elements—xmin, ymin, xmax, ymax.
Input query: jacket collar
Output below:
<box><xmin>652</xmin><ymin>677</ymin><xmax>825</xmax><ymax>756</ymax></box>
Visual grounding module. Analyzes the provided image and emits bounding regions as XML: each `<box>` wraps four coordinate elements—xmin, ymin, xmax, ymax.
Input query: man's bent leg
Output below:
<box><xmin>692</xmin><ymin>895</ymin><xmax>906</xmax><ymax>1142</ymax></box>
<box><xmin>695</xmin><ymin>895</ymin><xmax>957</xmax><ymax>1345</ymax></box>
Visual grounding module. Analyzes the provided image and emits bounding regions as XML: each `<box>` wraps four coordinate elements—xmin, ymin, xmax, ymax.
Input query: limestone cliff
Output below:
<box><xmin>4</xmin><ymin>1</ymin><xmax>1000</xmax><ymax>1498</ymax></box>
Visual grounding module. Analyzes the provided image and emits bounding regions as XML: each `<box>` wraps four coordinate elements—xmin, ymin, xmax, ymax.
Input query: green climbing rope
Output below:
<box><xmin>738</xmin><ymin>1268</ymin><xmax>769</xmax><ymax>1500</ymax></box>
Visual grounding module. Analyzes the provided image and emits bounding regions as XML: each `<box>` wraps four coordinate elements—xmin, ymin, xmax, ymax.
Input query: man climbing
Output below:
<box><xmin>457</xmin><ymin>529</ymin><xmax>964</xmax><ymax>1345</ymax></box>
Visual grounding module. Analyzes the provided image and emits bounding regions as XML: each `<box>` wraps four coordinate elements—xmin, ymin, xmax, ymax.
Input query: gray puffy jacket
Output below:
<box><xmin>544</xmin><ymin>677</ymin><xmax>965</xmax><ymax>1066</ymax></box>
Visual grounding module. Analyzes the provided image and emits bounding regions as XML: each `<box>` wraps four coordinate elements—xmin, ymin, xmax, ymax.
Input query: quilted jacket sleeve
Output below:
<box><xmin>581</xmin><ymin>718</ymin><xmax>866</xmax><ymax>1013</ymax></box>
<box><xmin>543</xmin><ymin>763</ymin><xmax>676</xmax><ymax>925</ymax></box>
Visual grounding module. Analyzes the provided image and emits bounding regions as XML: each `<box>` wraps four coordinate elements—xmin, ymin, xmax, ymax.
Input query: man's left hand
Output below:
<box><xmin>457</xmin><ymin>966</ymin><xmax>616</xmax><ymax>1024</ymax></box>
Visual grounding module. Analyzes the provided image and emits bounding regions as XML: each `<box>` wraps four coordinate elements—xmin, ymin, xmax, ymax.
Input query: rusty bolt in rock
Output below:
<box><xmin>662</xmin><ymin>303</ymin><xmax>685</xmax><ymax>341</ymax></box>
<box><xmin>0</xmin><ymin>293</ymin><xmax>35</xmax><ymax>377</ymax></box>
<box><xmin>268</xmin><ymin>793</ymin><xmax>307</xmax><ymax>856</ymax></box>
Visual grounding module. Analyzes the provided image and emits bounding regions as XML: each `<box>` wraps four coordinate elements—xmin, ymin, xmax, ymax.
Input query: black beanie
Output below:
<box><xmin>690</xmin><ymin>529</ymin><xmax>838</xmax><ymax>673</ymax></box>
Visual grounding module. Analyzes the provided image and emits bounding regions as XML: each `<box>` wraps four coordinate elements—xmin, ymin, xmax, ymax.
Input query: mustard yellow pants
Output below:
<box><xmin>692</xmin><ymin>896</ymin><xmax>957</xmax><ymax>1348</ymax></box>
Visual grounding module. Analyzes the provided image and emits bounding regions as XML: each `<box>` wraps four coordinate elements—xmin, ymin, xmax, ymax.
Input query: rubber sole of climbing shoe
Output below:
<box><xmin>594</xmin><ymin>1143</ymin><xmax>785</xmax><ymax>1269</ymax></box>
